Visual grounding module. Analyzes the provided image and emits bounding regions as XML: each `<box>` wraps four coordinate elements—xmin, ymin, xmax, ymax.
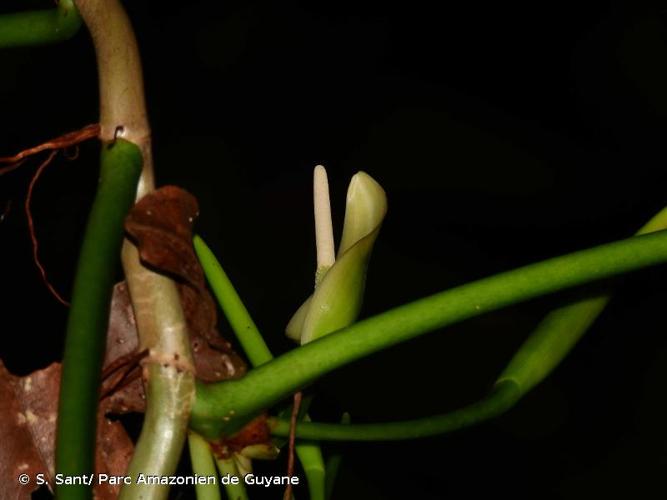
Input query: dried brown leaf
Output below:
<box><xmin>0</xmin><ymin>361</ymin><xmax>133</xmax><ymax>500</ymax></box>
<box><xmin>123</xmin><ymin>186</ymin><xmax>247</xmax><ymax>384</ymax></box>
<box><xmin>124</xmin><ymin>185</ymin><xmax>201</xmax><ymax>287</ymax></box>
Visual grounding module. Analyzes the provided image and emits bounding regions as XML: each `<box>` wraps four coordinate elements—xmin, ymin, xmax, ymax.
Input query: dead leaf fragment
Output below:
<box><xmin>0</xmin><ymin>361</ymin><xmax>133</xmax><ymax>500</ymax></box>
<box><xmin>124</xmin><ymin>186</ymin><xmax>247</xmax><ymax>383</ymax></box>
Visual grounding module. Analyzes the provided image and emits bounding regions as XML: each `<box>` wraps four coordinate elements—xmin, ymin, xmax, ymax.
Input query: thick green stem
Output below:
<box><xmin>192</xmin><ymin>228</ymin><xmax>667</xmax><ymax>438</ymax></box>
<box><xmin>55</xmin><ymin>140</ymin><xmax>142</xmax><ymax>499</ymax></box>
<box><xmin>0</xmin><ymin>0</ymin><xmax>81</xmax><ymax>48</ymax></box>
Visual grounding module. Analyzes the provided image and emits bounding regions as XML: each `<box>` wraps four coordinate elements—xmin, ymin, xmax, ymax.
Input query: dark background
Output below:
<box><xmin>2</xmin><ymin>0</ymin><xmax>667</xmax><ymax>498</ymax></box>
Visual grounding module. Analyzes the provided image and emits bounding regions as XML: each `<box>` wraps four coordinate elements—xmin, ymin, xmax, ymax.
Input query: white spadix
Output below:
<box><xmin>286</xmin><ymin>169</ymin><xmax>387</xmax><ymax>344</ymax></box>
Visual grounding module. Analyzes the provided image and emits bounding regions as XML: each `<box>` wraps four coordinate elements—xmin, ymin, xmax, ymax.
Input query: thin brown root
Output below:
<box><xmin>1</xmin><ymin>123</ymin><xmax>102</xmax><ymax>306</ymax></box>
<box><xmin>284</xmin><ymin>390</ymin><xmax>303</xmax><ymax>500</ymax></box>
<box><xmin>0</xmin><ymin>124</ymin><xmax>100</xmax><ymax>166</ymax></box>
<box><xmin>63</xmin><ymin>145</ymin><xmax>81</xmax><ymax>161</ymax></box>
<box><xmin>0</xmin><ymin>159</ymin><xmax>27</xmax><ymax>177</ymax></box>
<box><xmin>25</xmin><ymin>150</ymin><xmax>70</xmax><ymax>306</ymax></box>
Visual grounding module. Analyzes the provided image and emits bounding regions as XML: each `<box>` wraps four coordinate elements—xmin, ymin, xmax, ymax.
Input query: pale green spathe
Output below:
<box><xmin>286</xmin><ymin>171</ymin><xmax>387</xmax><ymax>344</ymax></box>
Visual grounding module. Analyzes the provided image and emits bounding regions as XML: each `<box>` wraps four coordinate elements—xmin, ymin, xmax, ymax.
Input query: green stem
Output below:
<box><xmin>215</xmin><ymin>457</ymin><xmax>249</xmax><ymax>500</ymax></box>
<box><xmin>296</xmin><ymin>433</ymin><xmax>326</xmax><ymax>500</ymax></box>
<box><xmin>55</xmin><ymin>140</ymin><xmax>142</xmax><ymax>499</ymax></box>
<box><xmin>324</xmin><ymin>413</ymin><xmax>350</xmax><ymax>499</ymax></box>
<box><xmin>499</xmin><ymin>207</ymin><xmax>667</xmax><ymax>396</ymax></box>
<box><xmin>268</xmin><ymin>207</ymin><xmax>667</xmax><ymax>441</ymax></box>
<box><xmin>74</xmin><ymin>1</ymin><xmax>194</xmax><ymax>498</ymax></box>
<box><xmin>188</xmin><ymin>432</ymin><xmax>222</xmax><ymax>500</ymax></box>
<box><xmin>194</xmin><ymin>235</ymin><xmax>273</xmax><ymax>366</ymax></box>
<box><xmin>0</xmin><ymin>0</ymin><xmax>81</xmax><ymax>48</ymax></box>
<box><xmin>192</xmin><ymin>228</ymin><xmax>667</xmax><ymax>438</ymax></box>
<box><xmin>195</xmin><ymin>236</ymin><xmax>328</xmax><ymax>497</ymax></box>
<box><xmin>268</xmin><ymin>381</ymin><xmax>520</xmax><ymax>441</ymax></box>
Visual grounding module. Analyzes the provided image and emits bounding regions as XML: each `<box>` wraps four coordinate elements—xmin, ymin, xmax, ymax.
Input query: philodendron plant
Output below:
<box><xmin>3</xmin><ymin>2</ymin><xmax>667</xmax><ymax>500</ymax></box>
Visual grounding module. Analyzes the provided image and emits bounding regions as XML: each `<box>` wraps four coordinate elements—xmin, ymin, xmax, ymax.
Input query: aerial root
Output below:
<box><xmin>25</xmin><ymin>150</ymin><xmax>69</xmax><ymax>306</ymax></box>
<box><xmin>0</xmin><ymin>123</ymin><xmax>101</xmax><ymax>305</ymax></box>
<box><xmin>0</xmin><ymin>123</ymin><xmax>100</xmax><ymax>167</ymax></box>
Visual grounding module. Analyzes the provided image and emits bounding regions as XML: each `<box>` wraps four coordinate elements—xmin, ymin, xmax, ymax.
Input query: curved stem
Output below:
<box><xmin>75</xmin><ymin>2</ymin><xmax>194</xmax><ymax>499</ymax></box>
<box><xmin>266</xmin><ymin>206</ymin><xmax>667</xmax><ymax>442</ymax></box>
<box><xmin>498</xmin><ymin>205</ymin><xmax>667</xmax><ymax>396</ymax></box>
<box><xmin>55</xmin><ymin>140</ymin><xmax>142</xmax><ymax>499</ymax></box>
<box><xmin>74</xmin><ymin>0</ymin><xmax>154</xmax><ymax>197</ymax></box>
<box><xmin>192</xmin><ymin>228</ymin><xmax>667</xmax><ymax>438</ymax></box>
<box><xmin>268</xmin><ymin>381</ymin><xmax>520</xmax><ymax>441</ymax></box>
<box><xmin>0</xmin><ymin>0</ymin><xmax>81</xmax><ymax>48</ymax></box>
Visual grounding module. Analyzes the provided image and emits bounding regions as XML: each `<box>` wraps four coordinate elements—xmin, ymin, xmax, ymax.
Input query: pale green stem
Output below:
<box><xmin>296</xmin><ymin>435</ymin><xmax>326</xmax><ymax>500</ymax></box>
<box><xmin>74</xmin><ymin>0</ymin><xmax>154</xmax><ymax>196</ymax></box>
<box><xmin>74</xmin><ymin>1</ymin><xmax>195</xmax><ymax>499</ymax></box>
<box><xmin>215</xmin><ymin>457</ymin><xmax>249</xmax><ymax>500</ymax></box>
<box><xmin>188</xmin><ymin>432</ymin><xmax>222</xmax><ymax>500</ymax></box>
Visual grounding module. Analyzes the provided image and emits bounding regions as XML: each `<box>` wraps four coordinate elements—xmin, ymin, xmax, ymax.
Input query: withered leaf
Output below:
<box><xmin>102</xmin><ymin>282</ymin><xmax>145</xmax><ymax>414</ymax></box>
<box><xmin>103</xmin><ymin>281</ymin><xmax>246</xmax><ymax>415</ymax></box>
<box><xmin>122</xmin><ymin>186</ymin><xmax>247</xmax><ymax>385</ymax></box>
<box><xmin>106</xmin><ymin>186</ymin><xmax>270</xmax><ymax>455</ymax></box>
<box><xmin>124</xmin><ymin>185</ymin><xmax>201</xmax><ymax>286</ymax></box>
<box><xmin>0</xmin><ymin>361</ymin><xmax>133</xmax><ymax>500</ymax></box>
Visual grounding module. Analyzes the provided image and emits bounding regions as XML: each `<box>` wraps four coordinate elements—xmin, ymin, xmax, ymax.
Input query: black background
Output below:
<box><xmin>2</xmin><ymin>0</ymin><xmax>667</xmax><ymax>498</ymax></box>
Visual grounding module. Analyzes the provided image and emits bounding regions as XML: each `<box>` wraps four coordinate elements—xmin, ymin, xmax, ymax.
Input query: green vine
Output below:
<box><xmin>192</xmin><ymin>227</ymin><xmax>667</xmax><ymax>438</ymax></box>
